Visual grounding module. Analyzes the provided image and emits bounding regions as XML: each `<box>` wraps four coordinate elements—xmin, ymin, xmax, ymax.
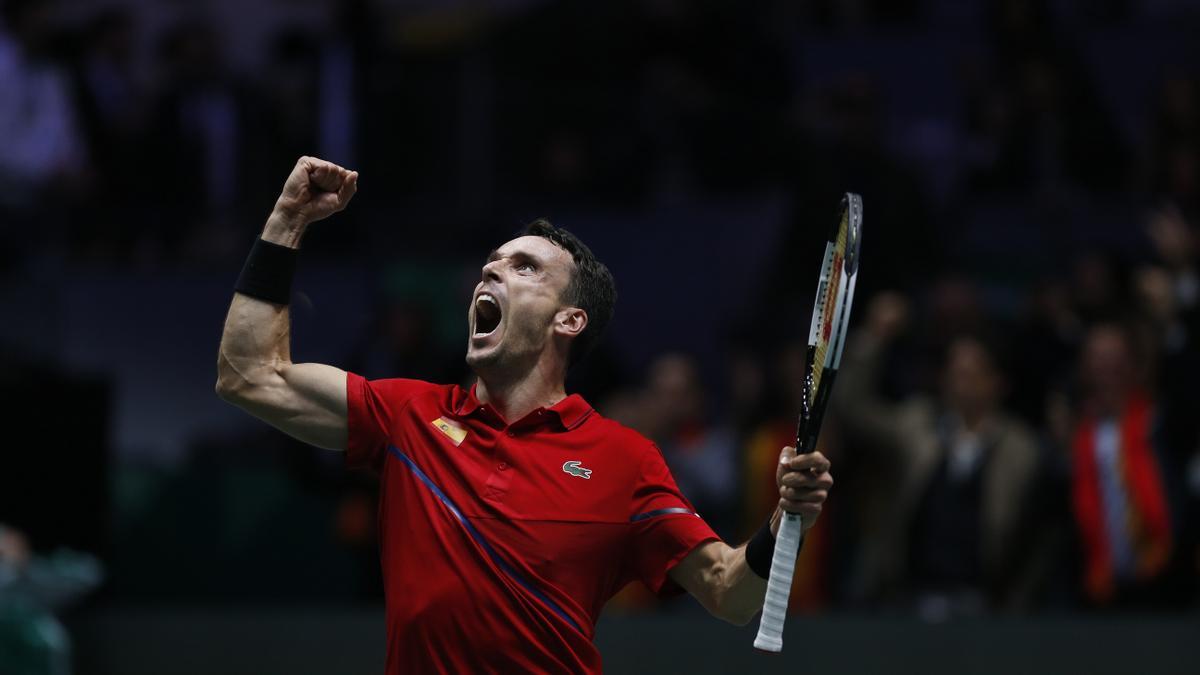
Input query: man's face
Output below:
<box><xmin>1081</xmin><ymin>327</ymin><xmax>1133</xmax><ymax>398</ymax></box>
<box><xmin>644</xmin><ymin>353</ymin><xmax>704</xmax><ymax>430</ymax></box>
<box><xmin>941</xmin><ymin>339</ymin><xmax>1001</xmax><ymax>416</ymax></box>
<box><xmin>466</xmin><ymin>236</ymin><xmax>576</xmax><ymax>374</ymax></box>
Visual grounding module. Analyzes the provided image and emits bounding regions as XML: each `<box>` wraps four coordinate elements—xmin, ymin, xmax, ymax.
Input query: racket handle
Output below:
<box><xmin>753</xmin><ymin>511</ymin><xmax>803</xmax><ymax>652</ymax></box>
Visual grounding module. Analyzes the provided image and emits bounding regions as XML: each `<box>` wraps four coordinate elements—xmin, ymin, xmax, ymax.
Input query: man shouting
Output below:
<box><xmin>216</xmin><ymin>157</ymin><xmax>833</xmax><ymax>674</ymax></box>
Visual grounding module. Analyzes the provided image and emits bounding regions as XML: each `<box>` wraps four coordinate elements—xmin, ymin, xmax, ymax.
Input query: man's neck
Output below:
<box><xmin>954</xmin><ymin>407</ymin><xmax>991</xmax><ymax>434</ymax></box>
<box><xmin>475</xmin><ymin>359</ymin><xmax>567</xmax><ymax>423</ymax></box>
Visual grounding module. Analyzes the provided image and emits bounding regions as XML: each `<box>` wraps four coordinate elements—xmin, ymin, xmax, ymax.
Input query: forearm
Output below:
<box><xmin>716</xmin><ymin>509</ymin><xmax>784</xmax><ymax>624</ymax></box>
<box><xmin>679</xmin><ymin>509</ymin><xmax>782</xmax><ymax>626</ymax></box>
<box><xmin>260</xmin><ymin>210</ymin><xmax>306</xmax><ymax>249</ymax></box>
<box><xmin>216</xmin><ymin>214</ymin><xmax>304</xmax><ymax>397</ymax></box>
<box><xmin>216</xmin><ymin>292</ymin><xmax>293</xmax><ymax>398</ymax></box>
<box><xmin>710</xmin><ymin>543</ymin><xmax>768</xmax><ymax>625</ymax></box>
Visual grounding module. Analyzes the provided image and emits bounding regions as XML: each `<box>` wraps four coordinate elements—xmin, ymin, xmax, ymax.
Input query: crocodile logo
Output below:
<box><xmin>562</xmin><ymin>460</ymin><xmax>592</xmax><ymax>479</ymax></box>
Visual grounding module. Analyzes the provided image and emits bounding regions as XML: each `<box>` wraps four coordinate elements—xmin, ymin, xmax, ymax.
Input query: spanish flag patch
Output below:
<box><xmin>431</xmin><ymin>417</ymin><xmax>468</xmax><ymax>446</ymax></box>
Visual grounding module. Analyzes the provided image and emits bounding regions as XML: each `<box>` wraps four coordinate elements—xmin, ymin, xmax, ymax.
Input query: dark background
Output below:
<box><xmin>1</xmin><ymin>0</ymin><xmax>1198</xmax><ymax>673</ymax></box>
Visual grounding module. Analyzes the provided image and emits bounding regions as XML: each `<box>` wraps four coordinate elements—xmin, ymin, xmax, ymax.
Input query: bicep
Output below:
<box><xmin>235</xmin><ymin>361</ymin><xmax>349</xmax><ymax>451</ymax></box>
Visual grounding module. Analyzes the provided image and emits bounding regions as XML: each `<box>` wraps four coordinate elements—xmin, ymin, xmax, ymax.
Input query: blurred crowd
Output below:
<box><xmin>608</xmin><ymin>252</ymin><xmax>1200</xmax><ymax>616</ymax></box>
<box><xmin>2</xmin><ymin>0</ymin><xmax>1199</xmax><ymax>618</ymax></box>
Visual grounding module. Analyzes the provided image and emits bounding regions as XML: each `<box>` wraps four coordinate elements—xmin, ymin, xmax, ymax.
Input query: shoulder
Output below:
<box><xmin>890</xmin><ymin>397</ymin><xmax>940</xmax><ymax>450</ymax></box>
<box><xmin>579</xmin><ymin>411</ymin><xmax>659</xmax><ymax>462</ymax></box>
<box><xmin>994</xmin><ymin>414</ymin><xmax>1039</xmax><ymax>457</ymax></box>
<box><xmin>351</xmin><ymin>374</ymin><xmax>444</xmax><ymax>393</ymax></box>
<box><xmin>349</xmin><ymin>374</ymin><xmax>458</xmax><ymax>409</ymax></box>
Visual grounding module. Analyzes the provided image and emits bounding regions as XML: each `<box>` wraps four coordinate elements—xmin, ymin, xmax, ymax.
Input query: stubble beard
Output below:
<box><xmin>466</xmin><ymin>317</ymin><xmax>547</xmax><ymax>383</ymax></box>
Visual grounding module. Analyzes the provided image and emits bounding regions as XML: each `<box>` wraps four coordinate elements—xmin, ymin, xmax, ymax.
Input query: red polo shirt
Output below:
<box><xmin>345</xmin><ymin>373</ymin><xmax>719</xmax><ymax>674</ymax></box>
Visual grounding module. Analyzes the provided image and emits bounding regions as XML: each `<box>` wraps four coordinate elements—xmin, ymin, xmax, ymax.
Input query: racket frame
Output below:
<box><xmin>753</xmin><ymin>193</ymin><xmax>861</xmax><ymax>653</ymax></box>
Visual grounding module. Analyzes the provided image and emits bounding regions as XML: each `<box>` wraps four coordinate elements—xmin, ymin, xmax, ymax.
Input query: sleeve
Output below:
<box><xmin>832</xmin><ymin>334</ymin><xmax>904</xmax><ymax>454</ymax></box>
<box><xmin>628</xmin><ymin>444</ymin><xmax>721</xmax><ymax>596</ymax></box>
<box><xmin>344</xmin><ymin>372</ymin><xmax>433</xmax><ymax>472</ymax></box>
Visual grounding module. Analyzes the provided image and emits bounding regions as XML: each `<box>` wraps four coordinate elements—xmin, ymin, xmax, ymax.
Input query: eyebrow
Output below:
<box><xmin>486</xmin><ymin>248</ymin><xmax>544</xmax><ymax>266</ymax></box>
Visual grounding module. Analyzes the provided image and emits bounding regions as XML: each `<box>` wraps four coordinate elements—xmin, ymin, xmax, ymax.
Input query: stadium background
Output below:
<box><xmin>0</xmin><ymin>0</ymin><xmax>1197</xmax><ymax>673</ymax></box>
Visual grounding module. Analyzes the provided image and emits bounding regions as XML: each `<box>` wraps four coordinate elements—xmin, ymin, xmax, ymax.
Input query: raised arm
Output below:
<box><xmin>668</xmin><ymin>448</ymin><xmax>832</xmax><ymax>625</ymax></box>
<box><xmin>215</xmin><ymin>157</ymin><xmax>358</xmax><ymax>450</ymax></box>
<box><xmin>831</xmin><ymin>291</ymin><xmax>910</xmax><ymax>452</ymax></box>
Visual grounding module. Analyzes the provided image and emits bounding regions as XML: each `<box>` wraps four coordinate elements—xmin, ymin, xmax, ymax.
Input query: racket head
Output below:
<box><xmin>796</xmin><ymin>192</ymin><xmax>862</xmax><ymax>450</ymax></box>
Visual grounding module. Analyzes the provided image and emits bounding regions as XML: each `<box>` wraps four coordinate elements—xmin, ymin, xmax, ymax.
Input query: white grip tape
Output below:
<box><xmin>753</xmin><ymin>511</ymin><xmax>803</xmax><ymax>652</ymax></box>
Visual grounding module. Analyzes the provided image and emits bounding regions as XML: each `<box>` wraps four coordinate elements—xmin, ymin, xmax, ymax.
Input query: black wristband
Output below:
<box><xmin>235</xmin><ymin>238</ymin><xmax>299</xmax><ymax>305</ymax></box>
<box><xmin>745</xmin><ymin>517</ymin><xmax>804</xmax><ymax>579</ymax></box>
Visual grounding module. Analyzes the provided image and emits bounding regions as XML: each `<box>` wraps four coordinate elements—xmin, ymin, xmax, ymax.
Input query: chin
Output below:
<box><xmin>464</xmin><ymin>352</ymin><xmax>486</xmax><ymax>372</ymax></box>
<box><xmin>465</xmin><ymin>344</ymin><xmax>504</xmax><ymax>373</ymax></box>
<box><xmin>467</xmin><ymin>338</ymin><xmax>543</xmax><ymax>378</ymax></box>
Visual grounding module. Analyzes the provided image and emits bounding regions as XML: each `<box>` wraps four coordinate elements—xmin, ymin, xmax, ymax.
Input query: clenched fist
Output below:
<box><xmin>263</xmin><ymin>156</ymin><xmax>358</xmax><ymax>248</ymax></box>
<box><xmin>775</xmin><ymin>446</ymin><xmax>833</xmax><ymax>532</ymax></box>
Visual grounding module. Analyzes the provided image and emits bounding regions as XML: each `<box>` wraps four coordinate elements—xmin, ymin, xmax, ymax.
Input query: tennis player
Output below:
<box><xmin>216</xmin><ymin>157</ymin><xmax>834</xmax><ymax>673</ymax></box>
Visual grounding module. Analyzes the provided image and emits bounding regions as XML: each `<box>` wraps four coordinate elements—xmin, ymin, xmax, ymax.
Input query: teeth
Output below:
<box><xmin>474</xmin><ymin>292</ymin><xmax>500</xmax><ymax>337</ymax></box>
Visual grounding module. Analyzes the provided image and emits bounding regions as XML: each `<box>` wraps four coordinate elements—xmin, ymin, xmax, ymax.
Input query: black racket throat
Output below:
<box><xmin>794</xmin><ymin>368</ymin><xmax>838</xmax><ymax>454</ymax></box>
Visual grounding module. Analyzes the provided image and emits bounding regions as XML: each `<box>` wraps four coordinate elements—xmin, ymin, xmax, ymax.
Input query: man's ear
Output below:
<box><xmin>554</xmin><ymin>307</ymin><xmax>588</xmax><ymax>338</ymax></box>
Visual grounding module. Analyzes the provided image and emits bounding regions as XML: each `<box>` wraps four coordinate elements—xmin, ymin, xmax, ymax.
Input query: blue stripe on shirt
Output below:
<box><xmin>387</xmin><ymin>445</ymin><xmax>583</xmax><ymax>635</ymax></box>
<box><xmin>630</xmin><ymin>507</ymin><xmax>698</xmax><ymax>523</ymax></box>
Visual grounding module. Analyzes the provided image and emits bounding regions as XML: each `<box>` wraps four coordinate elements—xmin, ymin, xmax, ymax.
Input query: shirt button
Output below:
<box><xmin>497</xmin><ymin>462</ymin><xmax>508</xmax><ymax>471</ymax></box>
<box><xmin>506</xmin><ymin>430</ymin><xmax>515</xmax><ymax>437</ymax></box>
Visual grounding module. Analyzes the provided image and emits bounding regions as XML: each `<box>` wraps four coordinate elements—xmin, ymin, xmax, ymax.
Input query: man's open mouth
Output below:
<box><xmin>474</xmin><ymin>293</ymin><xmax>502</xmax><ymax>336</ymax></box>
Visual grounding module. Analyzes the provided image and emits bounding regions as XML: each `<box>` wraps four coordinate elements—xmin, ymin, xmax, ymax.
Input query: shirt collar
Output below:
<box><xmin>455</xmin><ymin>383</ymin><xmax>594</xmax><ymax>430</ymax></box>
<box><xmin>545</xmin><ymin>393</ymin><xmax>594</xmax><ymax>430</ymax></box>
<box><xmin>454</xmin><ymin>383</ymin><xmax>487</xmax><ymax>417</ymax></box>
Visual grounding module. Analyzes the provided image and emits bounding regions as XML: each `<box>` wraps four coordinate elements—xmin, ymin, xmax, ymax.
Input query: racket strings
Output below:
<box><xmin>809</xmin><ymin>212</ymin><xmax>849</xmax><ymax>400</ymax></box>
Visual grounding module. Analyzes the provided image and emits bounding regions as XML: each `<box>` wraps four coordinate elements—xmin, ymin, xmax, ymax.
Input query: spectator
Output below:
<box><xmin>641</xmin><ymin>353</ymin><xmax>739</xmax><ymax>539</ymax></box>
<box><xmin>0</xmin><ymin>523</ymin><xmax>103</xmax><ymax>675</ymax></box>
<box><xmin>0</xmin><ymin>0</ymin><xmax>86</xmax><ymax>213</ymax></box>
<box><xmin>1066</xmin><ymin>323</ymin><xmax>1184</xmax><ymax>607</ymax></box>
<box><xmin>835</xmin><ymin>292</ymin><xmax>1051</xmax><ymax>614</ymax></box>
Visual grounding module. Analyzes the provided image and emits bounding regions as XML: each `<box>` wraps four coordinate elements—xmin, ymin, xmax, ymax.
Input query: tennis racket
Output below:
<box><xmin>753</xmin><ymin>192</ymin><xmax>862</xmax><ymax>653</ymax></box>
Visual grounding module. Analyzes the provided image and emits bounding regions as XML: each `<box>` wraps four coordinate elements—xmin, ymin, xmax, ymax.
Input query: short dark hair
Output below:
<box><xmin>939</xmin><ymin>332</ymin><xmax>1005</xmax><ymax>375</ymax></box>
<box><xmin>524</xmin><ymin>219</ymin><xmax>616</xmax><ymax>367</ymax></box>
